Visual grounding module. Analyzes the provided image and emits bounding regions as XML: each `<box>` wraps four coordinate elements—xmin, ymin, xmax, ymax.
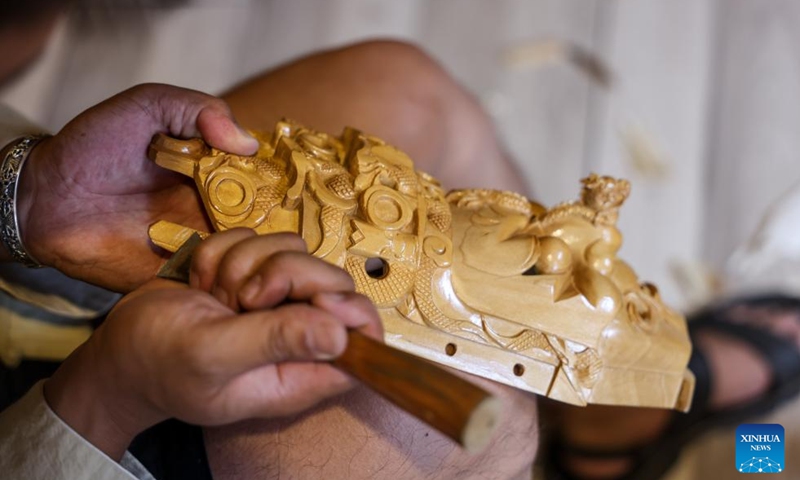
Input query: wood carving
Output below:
<box><xmin>148</xmin><ymin>121</ymin><xmax>694</xmax><ymax>411</ymax></box>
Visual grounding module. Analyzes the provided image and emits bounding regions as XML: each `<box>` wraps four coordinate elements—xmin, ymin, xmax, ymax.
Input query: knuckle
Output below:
<box><xmin>339</xmin><ymin>268</ymin><xmax>356</xmax><ymax>290</ymax></box>
<box><xmin>353</xmin><ymin>293</ymin><xmax>379</xmax><ymax>315</ymax></box>
<box><xmin>226</xmin><ymin>227</ymin><xmax>258</xmax><ymax>238</ymax></box>
<box><xmin>267</xmin><ymin>250</ymin><xmax>301</xmax><ymax>270</ymax></box>
<box><xmin>274</xmin><ymin>232</ymin><xmax>308</xmax><ymax>252</ymax></box>
<box><xmin>350</xmin><ymin>292</ymin><xmax>373</xmax><ymax>307</ymax></box>
<box><xmin>206</xmin><ymin>95</ymin><xmax>230</xmax><ymax>111</ymax></box>
<box><xmin>191</xmin><ymin>239</ymin><xmax>215</xmax><ymax>266</ymax></box>
<box><xmin>126</xmin><ymin>82</ymin><xmax>158</xmax><ymax>96</ymax></box>
<box><xmin>252</xmin><ymin>232</ymin><xmax>308</xmax><ymax>255</ymax></box>
<box><xmin>190</xmin><ymin>241</ymin><xmax>217</xmax><ymax>281</ymax></box>
<box><xmin>264</xmin><ymin>317</ymin><xmax>296</xmax><ymax>361</ymax></box>
<box><xmin>194</xmin><ymin>229</ymin><xmax>255</xmax><ymax>271</ymax></box>
<box><xmin>218</xmin><ymin>245</ymin><xmax>256</xmax><ymax>278</ymax></box>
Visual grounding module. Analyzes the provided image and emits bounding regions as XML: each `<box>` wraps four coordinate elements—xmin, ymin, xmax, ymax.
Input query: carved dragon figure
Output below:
<box><xmin>148</xmin><ymin>120</ymin><xmax>694</xmax><ymax>410</ymax></box>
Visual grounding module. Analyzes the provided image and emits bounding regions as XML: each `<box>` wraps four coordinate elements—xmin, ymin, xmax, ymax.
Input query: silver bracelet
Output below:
<box><xmin>0</xmin><ymin>135</ymin><xmax>47</xmax><ymax>267</ymax></box>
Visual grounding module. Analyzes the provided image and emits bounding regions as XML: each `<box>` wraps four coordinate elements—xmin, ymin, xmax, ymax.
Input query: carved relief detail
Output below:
<box><xmin>414</xmin><ymin>256</ymin><xmax>470</xmax><ymax>334</ymax></box>
<box><xmin>344</xmin><ymin>256</ymin><xmax>415</xmax><ymax>308</ymax></box>
<box><xmin>148</xmin><ymin>120</ymin><xmax>694</xmax><ymax>411</ymax></box>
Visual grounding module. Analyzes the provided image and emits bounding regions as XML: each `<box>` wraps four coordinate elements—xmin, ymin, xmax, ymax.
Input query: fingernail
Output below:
<box><xmin>239</xmin><ymin>274</ymin><xmax>262</xmax><ymax>304</ymax></box>
<box><xmin>236</xmin><ymin>126</ymin><xmax>259</xmax><ymax>152</ymax></box>
<box><xmin>307</xmin><ymin>324</ymin><xmax>344</xmax><ymax>361</ymax></box>
<box><xmin>316</xmin><ymin>292</ymin><xmax>346</xmax><ymax>305</ymax></box>
<box><xmin>314</xmin><ymin>352</ymin><xmax>338</xmax><ymax>361</ymax></box>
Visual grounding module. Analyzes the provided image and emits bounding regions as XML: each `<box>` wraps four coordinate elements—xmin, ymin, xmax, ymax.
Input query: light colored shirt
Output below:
<box><xmin>0</xmin><ymin>103</ymin><xmax>152</xmax><ymax>479</ymax></box>
<box><xmin>0</xmin><ymin>381</ymin><xmax>154</xmax><ymax>480</ymax></box>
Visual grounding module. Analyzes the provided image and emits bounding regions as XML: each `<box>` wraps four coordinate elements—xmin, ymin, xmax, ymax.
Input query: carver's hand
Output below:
<box><xmin>15</xmin><ymin>83</ymin><xmax>258</xmax><ymax>292</ymax></box>
<box><xmin>44</xmin><ymin>230</ymin><xmax>382</xmax><ymax>460</ymax></box>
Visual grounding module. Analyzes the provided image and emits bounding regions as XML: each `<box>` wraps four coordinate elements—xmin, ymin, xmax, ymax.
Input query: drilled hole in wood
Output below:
<box><xmin>513</xmin><ymin>364</ymin><xmax>525</xmax><ymax>376</ymax></box>
<box><xmin>522</xmin><ymin>265</ymin><xmax>539</xmax><ymax>276</ymax></box>
<box><xmin>365</xmin><ymin>257</ymin><xmax>389</xmax><ymax>279</ymax></box>
<box><xmin>445</xmin><ymin>343</ymin><xmax>457</xmax><ymax>356</ymax></box>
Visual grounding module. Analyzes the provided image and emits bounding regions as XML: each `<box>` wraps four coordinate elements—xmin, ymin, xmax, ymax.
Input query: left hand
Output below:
<box><xmin>16</xmin><ymin>83</ymin><xmax>258</xmax><ymax>292</ymax></box>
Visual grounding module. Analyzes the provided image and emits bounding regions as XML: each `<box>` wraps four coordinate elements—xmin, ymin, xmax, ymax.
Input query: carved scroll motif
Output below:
<box><xmin>148</xmin><ymin>120</ymin><xmax>694</xmax><ymax>411</ymax></box>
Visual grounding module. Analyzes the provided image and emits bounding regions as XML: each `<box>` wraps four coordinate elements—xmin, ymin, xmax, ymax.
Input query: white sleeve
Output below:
<box><xmin>0</xmin><ymin>381</ymin><xmax>156</xmax><ymax>480</ymax></box>
<box><xmin>0</xmin><ymin>106</ymin><xmax>152</xmax><ymax>479</ymax></box>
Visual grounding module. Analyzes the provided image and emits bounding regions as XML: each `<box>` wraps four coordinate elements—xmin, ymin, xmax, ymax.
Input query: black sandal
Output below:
<box><xmin>544</xmin><ymin>294</ymin><xmax>800</xmax><ymax>480</ymax></box>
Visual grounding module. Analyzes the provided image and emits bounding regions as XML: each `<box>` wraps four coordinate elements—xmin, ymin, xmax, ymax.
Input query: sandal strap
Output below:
<box><xmin>546</xmin><ymin>438</ymin><xmax>646</xmax><ymax>480</ymax></box>
<box><xmin>548</xmin><ymin>346</ymin><xmax>714</xmax><ymax>464</ymax></box>
<box><xmin>544</xmin><ymin>295</ymin><xmax>800</xmax><ymax>480</ymax></box>
<box><xmin>686</xmin><ymin>343</ymin><xmax>712</xmax><ymax>415</ymax></box>
<box><xmin>547</xmin><ymin>435</ymin><xmax>678</xmax><ymax>480</ymax></box>
<box><xmin>691</xmin><ymin>318</ymin><xmax>800</xmax><ymax>389</ymax></box>
<box><xmin>728</xmin><ymin>293</ymin><xmax>800</xmax><ymax>311</ymax></box>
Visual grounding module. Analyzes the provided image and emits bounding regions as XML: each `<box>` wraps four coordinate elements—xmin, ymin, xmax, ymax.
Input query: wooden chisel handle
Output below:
<box><xmin>334</xmin><ymin>329</ymin><xmax>500</xmax><ymax>452</ymax></box>
<box><xmin>156</xmin><ymin>234</ymin><xmax>500</xmax><ymax>452</ymax></box>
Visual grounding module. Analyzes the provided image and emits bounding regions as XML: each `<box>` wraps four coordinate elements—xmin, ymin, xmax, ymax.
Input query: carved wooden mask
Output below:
<box><xmin>148</xmin><ymin>120</ymin><xmax>694</xmax><ymax>410</ymax></box>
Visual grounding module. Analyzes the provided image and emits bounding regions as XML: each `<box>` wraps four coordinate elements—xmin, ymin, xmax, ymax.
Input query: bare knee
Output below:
<box><xmin>325</xmin><ymin>40</ymin><xmax>524</xmax><ymax>191</ymax></box>
<box><xmin>324</xmin><ymin>40</ymin><xmax>470</xmax><ymax>167</ymax></box>
<box><xmin>332</xmin><ymin>42</ymin><xmax>500</xmax><ymax>169</ymax></box>
<box><xmin>332</xmin><ymin>40</ymin><xmax>459</xmax><ymax>106</ymax></box>
<box><xmin>225</xmin><ymin>39</ymin><xmax>524</xmax><ymax>191</ymax></box>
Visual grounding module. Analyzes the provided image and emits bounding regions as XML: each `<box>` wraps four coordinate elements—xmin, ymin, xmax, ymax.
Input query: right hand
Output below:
<box><xmin>44</xmin><ymin>230</ymin><xmax>382</xmax><ymax>460</ymax></box>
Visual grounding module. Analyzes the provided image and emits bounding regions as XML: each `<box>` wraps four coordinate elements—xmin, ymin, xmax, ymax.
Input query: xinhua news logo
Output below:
<box><xmin>736</xmin><ymin>424</ymin><xmax>785</xmax><ymax>474</ymax></box>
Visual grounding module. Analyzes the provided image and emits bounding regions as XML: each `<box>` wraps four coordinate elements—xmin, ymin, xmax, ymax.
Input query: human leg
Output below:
<box><xmin>222</xmin><ymin>40</ymin><xmax>527</xmax><ymax>193</ymax></box>
<box><xmin>199</xmin><ymin>41</ymin><xmax>538</xmax><ymax>479</ymax></box>
<box><xmin>204</xmin><ymin>367</ymin><xmax>539</xmax><ymax>480</ymax></box>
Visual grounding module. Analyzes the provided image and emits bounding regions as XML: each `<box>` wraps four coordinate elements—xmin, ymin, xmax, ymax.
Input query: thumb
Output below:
<box><xmin>313</xmin><ymin>292</ymin><xmax>384</xmax><ymax>340</ymax></box>
<box><xmin>196</xmin><ymin>303</ymin><xmax>349</xmax><ymax>375</ymax></box>
<box><xmin>132</xmin><ymin>83</ymin><xmax>259</xmax><ymax>155</ymax></box>
<box><xmin>195</xmin><ymin>105</ymin><xmax>259</xmax><ymax>156</ymax></box>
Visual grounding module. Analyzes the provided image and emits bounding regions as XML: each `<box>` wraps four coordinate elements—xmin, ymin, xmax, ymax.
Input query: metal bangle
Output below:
<box><xmin>0</xmin><ymin>135</ymin><xmax>48</xmax><ymax>267</ymax></box>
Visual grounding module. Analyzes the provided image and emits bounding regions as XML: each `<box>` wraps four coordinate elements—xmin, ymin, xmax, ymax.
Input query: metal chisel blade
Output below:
<box><xmin>156</xmin><ymin>232</ymin><xmax>203</xmax><ymax>283</ymax></box>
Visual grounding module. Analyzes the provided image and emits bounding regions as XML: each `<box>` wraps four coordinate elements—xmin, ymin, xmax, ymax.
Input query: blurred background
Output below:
<box><xmin>3</xmin><ymin>0</ymin><xmax>800</xmax><ymax>478</ymax></box>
